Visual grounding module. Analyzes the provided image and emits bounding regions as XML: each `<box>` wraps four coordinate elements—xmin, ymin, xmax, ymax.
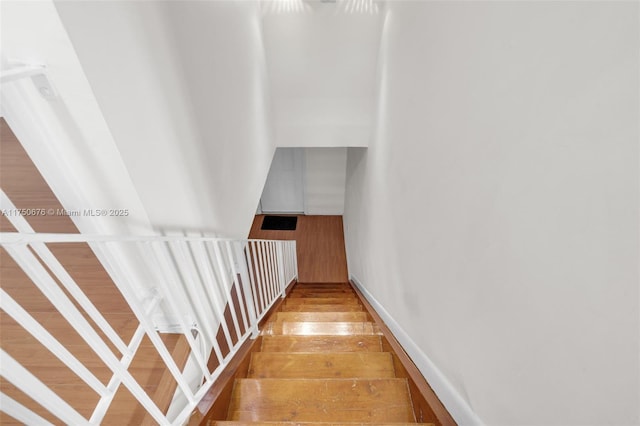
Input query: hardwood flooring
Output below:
<box><xmin>248</xmin><ymin>215</ymin><xmax>348</xmax><ymax>283</ymax></box>
<box><xmin>0</xmin><ymin>118</ymin><xmax>77</xmax><ymax>234</ymax></box>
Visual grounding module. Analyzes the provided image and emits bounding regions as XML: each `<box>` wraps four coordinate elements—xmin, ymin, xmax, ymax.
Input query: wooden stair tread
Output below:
<box><xmin>281</xmin><ymin>304</ymin><xmax>363</xmax><ymax>312</ymax></box>
<box><xmin>214</xmin><ymin>423</ymin><xmax>434</xmax><ymax>425</ymax></box>
<box><xmin>197</xmin><ymin>282</ymin><xmax>451</xmax><ymax>425</ymax></box>
<box><xmin>293</xmin><ymin>284</ymin><xmax>352</xmax><ymax>288</ymax></box>
<box><xmin>284</xmin><ymin>298</ymin><xmax>360</xmax><ymax>305</ymax></box>
<box><xmin>248</xmin><ymin>352</ymin><xmax>395</xmax><ymax>379</ymax></box>
<box><xmin>262</xmin><ymin>322</ymin><xmax>382</xmax><ymax>336</ymax></box>
<box><xmin>227</xmin><ymin>378</ymin><xmax>415</xmax><ymax>422</ymax></box>
<box><xmin>292</xmin><ymin>287</ymin><xmax>353</xmax><ymax>292</ymax></box>
<box><xmin>289</xmin><ymin>292</ymin><xmax>355</xmax><ymax>298</ymax></box>
<box><xmin>292</xmin><ymin>287</ymin><xmax>354</xmax><ymax>291</ymax></box>
<box><xmin>295</xmin><ymin>283</ymin><xmax>351</xmax><ymax>287</ymax></box>
<box><xmin>261</xmin><ymin>336</ymin><xmax>383</xmax><ymax>352</ymax></box>
<box><xmin>274</xmin><ymin>312</ymin><xmax>369</xmax><ymax>323</ymax></box>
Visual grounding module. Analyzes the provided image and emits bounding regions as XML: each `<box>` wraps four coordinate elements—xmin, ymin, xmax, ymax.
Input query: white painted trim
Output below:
<box><xmin>0</xmin><ymin>64</ymin><xmax>47</xmax><ymax>83</ymax></box>
<box><xmin>350</xmin><ymin>274</ymin><xmax>484</xmax><ymax>426</ymax></box>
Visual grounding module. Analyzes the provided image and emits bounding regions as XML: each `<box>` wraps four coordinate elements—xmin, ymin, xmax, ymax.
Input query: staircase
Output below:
<box><xmin>1</xmin><ymin>119</ymin><xmax>452</xmax><ymax>425</ymax></box>
<box><xmin>209</xmin><ymin>282</ymin><xmax>436</xmax><ymax>425</ymax></box>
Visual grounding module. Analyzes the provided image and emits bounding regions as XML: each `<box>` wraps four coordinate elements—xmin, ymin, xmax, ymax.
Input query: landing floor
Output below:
<box><xmin>248</xmin><ymin>215</ymin><xmax>349</xmax><ymax>283</ymax></box>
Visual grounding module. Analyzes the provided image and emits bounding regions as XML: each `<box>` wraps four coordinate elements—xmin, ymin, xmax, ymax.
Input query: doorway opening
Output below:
<box><xmin>258</xmin><ymin>147</ymin><xmax>347</xmax><ymax>215</ymax></box>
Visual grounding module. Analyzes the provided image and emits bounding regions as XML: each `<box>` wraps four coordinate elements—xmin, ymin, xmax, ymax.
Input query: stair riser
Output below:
<box><xmin>280</xmin><ymin>304</ymin><xmax>364</xmax><ymax>312</ymax></box>
<box><xmin>262</xmin><ymin>322</ymin><xmax>382</xmax><ymax>336</ymax></box>
<box><xmin>293</xmin><ymin>288</ymin><xmax>353</xmax><ymax>292</ymax></box>
<box><xmin>288</xmin><ymin>292</ymin><xmax>355</xmax><ymax>298</ymax></box>
<box><xmin>295</xmin><ymin>283</ymin><xmax>351</xmax><ymax>287</ymax></box>
<box><xmin>292</xmin><ymin>289</ymin><xmax>352</xmax><ymax>292</ymax></box>
<box><xmin>284</xmin><ymin>298</ymin><xmax>360</xmax><ymax>305</ymax></box>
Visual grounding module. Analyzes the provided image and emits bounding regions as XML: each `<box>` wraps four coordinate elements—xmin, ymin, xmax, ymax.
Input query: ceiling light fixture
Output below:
<box><xmin>337</xmin><ymin>0</ymin><xmax>379</xmax><ymax>14</ymax></box>
<box><xmin>261</xmin><ymin>0</ymin><xmax>380</xmax><ymax>15</ymax></box>
<box><xmin>261</xmin><ymin>0</ymin><xmax>310</xmax><ymax>15</ymax></box>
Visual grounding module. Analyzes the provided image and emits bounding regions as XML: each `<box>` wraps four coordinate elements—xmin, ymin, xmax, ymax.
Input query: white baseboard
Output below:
<box><xmin>350</xmin><ymin>275</ymin><xmax>484</xmax><ymax>426</ymax></box>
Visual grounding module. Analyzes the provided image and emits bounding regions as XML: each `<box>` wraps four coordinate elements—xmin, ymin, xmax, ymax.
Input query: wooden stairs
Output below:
<box><xmin>194</xmin><ymin>282</ymin><xmax>455</xmax><ymax>426</ymax></box>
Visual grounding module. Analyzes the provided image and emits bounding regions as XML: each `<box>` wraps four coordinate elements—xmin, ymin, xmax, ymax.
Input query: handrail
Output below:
<box><xmin>0</xmin><ymin>229</ymin><xmax>297</xmax><ymax>424</ymax></box>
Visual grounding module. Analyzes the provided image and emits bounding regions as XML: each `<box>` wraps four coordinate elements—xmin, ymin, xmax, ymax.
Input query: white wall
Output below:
<box><xmin>259</xmin><ymin>147</ymin><xmax>347</xmax><ymax>215</ymax></box>
<box><xmin>262</xmin><ymin>1</ymin><xmax>383</xmax><ymax>148</ymax></box>
<box><xmin>0</xmin><ymin>0</ymin><xmax>153</xmax><ymax>237</ymax></box>
<box><xmin>261</xmin><ymin>148</ymin><xmax>305</xmax><ymax>213</ymax></box>
<box><xmin>275</xmin><ymin>98</ymin><xmax>371</xmax><ymax>148</ymax></box>
<box><xmin>305</xmin><ymin>148</ymin><xmax>347</xmax><ymax>215</ymax></box>
<box><xmin>54</xmin><ymin>0</ymin><xmax>274</xmax><ymax>238</ymax></box>
<box><xmin>344</xmin><ymin>2</ymin><xmax>639</xmax><ymax>425</ymax></box>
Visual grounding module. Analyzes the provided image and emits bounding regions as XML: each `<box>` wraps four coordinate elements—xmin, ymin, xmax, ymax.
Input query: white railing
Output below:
<box><xmin>0</xmin><ymin>230</ymin><xmax>297</xmax><ymax>425</ymax></box>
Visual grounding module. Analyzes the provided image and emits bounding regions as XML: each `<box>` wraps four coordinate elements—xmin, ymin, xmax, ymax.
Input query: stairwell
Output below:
<box><xmin>205</xmin><ymin>282</ymin><xmax>447</xmax><ymax>425</ymax></box>
<box><xmin>1</xmin><ymin>137</ymin><xmax>455</xmax><ymax>426</ymax></box>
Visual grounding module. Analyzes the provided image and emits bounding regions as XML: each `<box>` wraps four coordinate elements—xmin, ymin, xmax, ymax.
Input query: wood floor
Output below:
<box><xmin>248</xmin><ymin>215</ymin><xmax>348</xmax><ymax>283</ymax></box>
<box><xmin>210</xmin><ymin>282</ymin><xmax>434</xmax><ymax>425</ymax></box>
<box><xmin>0</xmin><ymin>118</ymin><xmax>188</xmax><ymax>424</ymax></box>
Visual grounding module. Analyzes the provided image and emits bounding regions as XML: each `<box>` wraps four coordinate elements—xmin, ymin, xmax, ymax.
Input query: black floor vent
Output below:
<box><xmin>261</xmin><ymin>215</ymin><xmax>298</xmax><ymax>231</ymax></box>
